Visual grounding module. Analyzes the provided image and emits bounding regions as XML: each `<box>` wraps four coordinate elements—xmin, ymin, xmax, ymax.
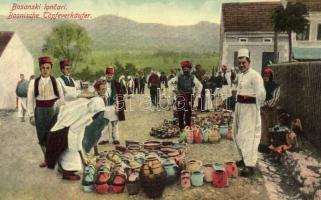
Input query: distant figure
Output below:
<box><xmin>134</xmin><ymin>75</ymin><xmax>139</xmax><ymax>94</ymax></box>
<box><xmin>139</xmin><ymin>74</ymin><xmax>146</xmax><ymax>94</ymax></box>
<box><xmin>16</xmin><ymin>74</ymin><xmax>28</xmax><ymax>122</ymax></box>
<box><xmin>127</xmin><ymin>76</ymin><xmax>134</xmax><ymax>98</ymax></box>
<box><xmin>148</xmin><ymin>71</ymin><xmax>161</xmax><ymax>107</ymax></box>
<box><xmin>119</xmin><ymin>75</ymin><xmax>127</xmax><ymax>94</ymax></box>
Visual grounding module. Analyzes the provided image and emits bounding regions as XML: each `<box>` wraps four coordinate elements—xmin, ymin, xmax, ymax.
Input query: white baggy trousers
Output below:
<box><xmin>233</xmin><ymin>103</ymin><xmax>261</xmax><ymax>167</ymax></box>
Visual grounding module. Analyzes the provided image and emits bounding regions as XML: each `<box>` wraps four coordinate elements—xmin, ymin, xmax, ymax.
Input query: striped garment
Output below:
<box><xmin>264</xmin><ymin>86</ymin><xmax>280</xmax><ymax>107</ymax></box>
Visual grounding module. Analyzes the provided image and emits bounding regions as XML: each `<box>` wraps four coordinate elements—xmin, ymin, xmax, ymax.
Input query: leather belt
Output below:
<box><xmin>237</xmin><ymin>95</ymin><xmax>256</xmax><ymax>104</ymax></box>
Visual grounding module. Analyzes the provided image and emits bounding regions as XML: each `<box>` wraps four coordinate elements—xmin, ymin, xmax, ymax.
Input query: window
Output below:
<box><xmin>296</xmin><ymin>24</ymin><xmax>310</xmax><ymax>40</ymax></box>
<box><xmin>263</xmin><ymin>38</ymin><xmax>273</xmax><ymax>43</ymax></box>
<box><xmin>317</xmin><ymin>24</ymin><xmax>321</xmax><ymax>40</ymax></box>
<box><xmin>238</xmin><ymin>38</ymin><xmax>248</xmax><ymax>43</ymax></box>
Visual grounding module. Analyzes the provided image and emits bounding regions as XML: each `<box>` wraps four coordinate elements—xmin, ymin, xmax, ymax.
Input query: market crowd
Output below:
<box><xmin>14</xmin><ymin>47</ymin><xmax>287</xmax><ymax>181</ymax></box>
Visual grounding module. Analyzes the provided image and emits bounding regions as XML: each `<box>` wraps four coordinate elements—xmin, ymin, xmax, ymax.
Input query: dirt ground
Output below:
<box><xmin>0</xmin><ymin>94</ymin><xmax>269</xmax><ymax>200</ymax></box>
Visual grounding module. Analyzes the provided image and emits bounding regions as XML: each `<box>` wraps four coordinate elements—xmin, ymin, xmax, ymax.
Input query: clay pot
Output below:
<box><xmin>219</xmin><ymin>125</ymin><xmax>229</xmax><ymax>137</ymax></box>
<box><xmin>208</xmin><ymin>128</ymin><xmax>221</xmax><ymax>143</ymax></box>
<box><xmin>203</xmin><ymin>164</ymin><xmax>214</xmax><ymax>182</ymax></box>
<box><xmin>128</xmin><ymin>144</ymin><xmax>141</xmax><ymax>151</ymax></box>
<box><xmin>141</xmin><ymin>156</ymin><xmax>163</xmax><ymax>178</ymax></box>
<box><xmin>193</xmin><ymin>125</ymin><xmax>203</xmax><ymax>144</ymax></box>
<box><xmin>225</xmin><ymin>129</ymin><xmax>234</xmax><ymax>140</ymax></box>
<box><xmin>202</xmin><ymin>128</ymin><xmax>210</xmax><ymax>142</ymax></box>
<box><xmin>143</xmin><ymin>141</ymin><xmax>161</xmax><ymax>150</ymax></box>
<box><xmin>191</xmin><ymin>171</ymin><xmax>204</xmax><ymax>186</ymax></box>
<box><xmin>186</xmin><ymin>160</ymin><xmax>202</xmax><ymax>172</ymax></box>
<box><xmin>224</xmin><ymin>162</ymin><xmax>238</xmax><ymax>177</ymax></box>
<box><xmin>212</xmin><ymin>170</ymin><xmax>228</xmax><ymax>188</ymax></box>
<box><xmin>185</xmin><ymin>126</ymin><xmax>194</xmax><ymax>144</ymax></box>
<box><xmin>163</xmin><ymin>159</ymin><xmax>178</xmax><ymax>184</ymax></box>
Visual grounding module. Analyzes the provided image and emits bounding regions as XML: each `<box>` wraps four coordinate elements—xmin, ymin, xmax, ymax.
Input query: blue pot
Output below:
<box><xmin>219</xmin><ymin>126</ymin><xmax>228</xmax><ymax>136</ymax></box>
<box><xmin>191</xmin><ymin>171</ymin><xmax>204</xmax><ymax>186</ymax></box>
<box><xmin>202</xmin><ymin>128</ymin><xmax>209</xmax><ymax>142</ymax></box>
<box><xmin>163</xmin><ymin>160</ymin><xmax>178</xmax><ymax>184</ymax></box>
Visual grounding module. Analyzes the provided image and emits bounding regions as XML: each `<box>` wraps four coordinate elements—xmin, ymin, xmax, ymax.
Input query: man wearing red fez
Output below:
<box><xmin>259</xmin><ymin>67</ymin><xmax>280</xmax><ymax>153</ymax></box>
<box><xmin>168</xmin><ymin>61</ymin><xmax>202</xmax><ymax>131</ymax></box>
<box><xmin>56</xmin><ymin>59</ymin><xmax>78</xmax><ymax>101</ymax></box>
<box><xmin>27</xmin><ymin>56</ymin><xmax>65</xmax><ymax>168</ymax></box>
<box><xmin>98</xmin><ymin>66</ymin><xmax>126</xmax><ymax>145</ymax></box>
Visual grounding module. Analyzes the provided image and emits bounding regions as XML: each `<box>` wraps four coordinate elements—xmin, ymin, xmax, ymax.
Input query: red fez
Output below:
<box><xmin>263</xmin><ymin>67</ymin><xmax>273</xmax><ymax>75</ymax></box>
<box><xmin>94</xmin><ymin>80</ymin><xmax>104</xmax><ymax>91</ymax></box>
<box><xmin>105</xmin><ymin>66</ymin><xmax>114</xmax><ymax>75</ymax></box>
<box><xmin>180</xmin><ymin>60</ymin><xmax>192</xmax><ymax>69</ymax></box>
<box><xmin>38</xmin><ymin>56</ymin><xmax>52</xmax><ymax>65</ymax></box>
<box><xmin>60</xmin><ymin>59</ymin><xmax>70</xmax><ymax>69</ymax></box>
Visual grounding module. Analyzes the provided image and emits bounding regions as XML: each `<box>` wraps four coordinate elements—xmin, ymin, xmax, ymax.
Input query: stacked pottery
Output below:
<box><xmin>212</xmin><ymin>163</ymin><xmax>228</xmax><ymax>188</ymax></box>
<box><xmin>140</xmin><ymin>156</ymin><xmax>167</xmax><ymax>198</ymax></box>
<box><xmin>143</xmin><ymin>141</ymin><xmax>161</xmax><ymax>151</ymax></box>
<box><xmin>127</xmin><ymin>144</ymin><xmax>141</xmax><ymax>151</ymax></box>
<box><xmin>185</xmin><ymin>126</ymin><xmax>194</xmax><ymax>144</ymax></box>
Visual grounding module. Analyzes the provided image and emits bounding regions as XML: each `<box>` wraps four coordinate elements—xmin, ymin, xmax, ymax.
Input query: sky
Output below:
<box><xmin>0</xmin><ymin>0</ymin><xmax>280</xmax><ymax>25</ymax></box>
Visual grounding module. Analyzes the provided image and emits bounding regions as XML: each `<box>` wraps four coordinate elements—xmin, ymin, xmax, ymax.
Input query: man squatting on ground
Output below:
<box><xmin>233</xmin><ymin>48</ymin><xmax>266</xmax><ymax>177</ymax></box>
<box><xmin>27</xmin><ymin>56</ymin><xmax>65</xmax><ymax>168</ymax></box>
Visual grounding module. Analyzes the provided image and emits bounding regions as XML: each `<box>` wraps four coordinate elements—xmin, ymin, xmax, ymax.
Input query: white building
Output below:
<box><xmin>289</xmin><ymin>0</ymin><xmax>321</xmax><ymax>61</ymax></box>
<box><xmin>0</xmin><ymin>32</ymin><xmax>34</xmax><ymax>110</ymax></box>
<box><xmin>219</xmin><ymin>2</ymin><xmax>289</xmax><ymax>73</ymax></box>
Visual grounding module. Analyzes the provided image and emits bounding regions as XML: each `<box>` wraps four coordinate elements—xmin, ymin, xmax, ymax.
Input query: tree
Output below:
<box><xmin>42</xmin><ymin>23</ymin><xmax>92</xmax><ymax>71</ymax></box>
<box><xmin>272</xmin><ymin>2</ymin><xmax>309</xmax><ymax>62</ymax></box>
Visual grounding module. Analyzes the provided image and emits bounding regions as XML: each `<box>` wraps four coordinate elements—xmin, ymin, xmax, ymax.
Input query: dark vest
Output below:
<box><xmin>177</xmin><ymin>73</ymin><xmax>194</xmax><ymax>93</ymax></box>
<box><xmin>264</xmin><ymin>80</ymin><xmax>278</xmax><ymax>101</ymax></box>
<box><xmin>60</xmin><ymin>75</ymin><xmax>75</xmax><ymax>87</ymax></box>
<box><xmin>34</xmin><ymin>76</ymin><xmax>60</xmax><ymax>98</ymax></box>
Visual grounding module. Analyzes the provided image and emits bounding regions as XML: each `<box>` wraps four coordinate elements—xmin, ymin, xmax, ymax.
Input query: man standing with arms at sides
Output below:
<box><xmin>148</xmin><ymin>71</ymin><xmax>161</xmax><ymax>108</ymax></box>
<box><xmin>56</xmin><ymin>59</ymin><xmax>78</xmax><ymax>101</ymax></box>
<box><xmin>16</xmin><ymin>74</ymin><xmax>28</xmax><ymax>122</ymax></box>
<box><xmin>98</xmin><ymin>66</ymin><xmax>126</xmax><ymax>145</ymax></box>
<box><xmin>233</xmin><ymin>49</ymin><xmax>266</xmax><ymax>177</ymax></box>
<box><xmin>168</xmin><ymin>61</ymin><xmax>202</xmax><ymax>131</ymax></box>
<box><xmin>27</xmin><ymin>56</ymin><xmax>64</xmax><ymax>168</ymax></box>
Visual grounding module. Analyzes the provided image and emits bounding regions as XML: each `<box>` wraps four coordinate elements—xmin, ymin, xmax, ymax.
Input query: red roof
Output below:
<box><xmin>0</xmin><ymin>32</ymin><xmax>14</xmax><ymax>57</ymax></box>
<box><xmin>222</xmin><ymin>2</ymin><xmax>281</xmax><ymax>32</ymax></box>
<box><xmin>288</xmin><ymin>0</ymin><xmax>321</xmax><ymax>12</ymax></box>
